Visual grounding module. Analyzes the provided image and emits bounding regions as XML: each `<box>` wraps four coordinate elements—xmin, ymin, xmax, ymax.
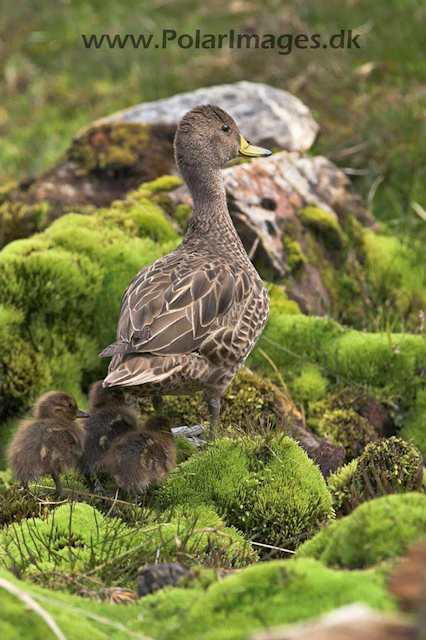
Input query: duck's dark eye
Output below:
<box><xmin>68</xmin><ymin>403</ymin><xmax>72</xmax><ymax>408</ymax></box>
<box><xmin>221</xmin><ymin>124</ymin><xmax>230</xmax><ymax>132</ymax></box>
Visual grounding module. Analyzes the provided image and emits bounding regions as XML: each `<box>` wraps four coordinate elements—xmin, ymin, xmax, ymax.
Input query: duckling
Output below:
<box><xmin>100</xmin><ymin>105</ymin><xmax>271</xmax><ymax>436</ymax></box>
<box><xmin>77</xmin><ymin>381</ymin><xmax>139</xmax><ymax>487</ymax></box>
<box><xmin>101</xmin><ymin>415</ymin><xmax>176</xmax><ymax>492</ymax></box>
<box><xmin>7</xmin><ymin>391</ymin><xmax>89</xmax><ymax>495</ymax></box>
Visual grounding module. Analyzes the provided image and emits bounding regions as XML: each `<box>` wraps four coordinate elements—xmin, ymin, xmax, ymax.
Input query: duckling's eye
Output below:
<box><xmin>221</xmin><ymin>124</ymin><xmax>230</xmax><ymax>132</ymax></box>
<box><xmin>68</xmin><ymin>403</ymin><xmax>72</xmax><ymax>408</ymax></box>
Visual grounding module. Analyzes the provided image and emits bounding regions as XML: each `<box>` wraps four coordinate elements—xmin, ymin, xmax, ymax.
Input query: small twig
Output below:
<box><xmin>0</xmin><ymin>577</ymin><xmax>68</xmax><ymax>640</ymax></box>
<box><xmin>31</xmin><ymin>485</ymin><xmax>136</xmax><ymax>507</ymax></box>
<box><xmin>250</xmin><ymin>541</ymin><xmax>295</xmax><ymax>554</ymax></box>
<box><xmin>103</xmin><ymin>488</ymin><xmax>119</xmax><ymax>521</ymax></box>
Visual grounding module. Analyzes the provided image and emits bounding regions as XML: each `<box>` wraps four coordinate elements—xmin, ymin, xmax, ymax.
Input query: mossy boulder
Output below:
<box><xmin>1</xmin><ymin>502</ymin><xmax>253</xmax><ymax>591</ymax></box>
<box><xmin>137</xmin><ymin>367</ymin><xmax>300</xmax><ymax>434</ymax></box>
<box><xmin>0</xmin><ymin>206</ymin><xmax>179</xmax><ymax>423</ymax></box>
<box><xmin>0</xmin><ymin>556</ymin><xmax>395</xmax><ymax>640</ymax></box>
<box><xmin>327</xmin><ymin>436</ymin><xmax>424</xmax><ymax>515</ymax></box>
<box><xmin>67</xmin><ymin>122</ymin><xmax>176</xmax><ymax>186</ymax></box>
<box><xmin>173</xmin><ymin>558</ymin><xmax>395</xmax><ymax>640</ymax></box>
<box><xmin>297</xmin><ymin>492</ymin><xmax>426</xmax><ymax>569</ymax></box>
<box><xmin>158</xmin><ymin>434</ymin><xmax>333</xmax><ymax>549</ymax></box>
<box><xmin>316</xmin><ymin>408</ymin><xmax>377</xmax><ymax>460</ymax></box>
<box><xmin>249</xmin><ymin>309</ymin><xmax>426</xmax><ymax>417</ymax></box>
<box><xmin>0</xmin><ymin>200</ymin><xmax>52</xmax><ymax>249</ymax></box>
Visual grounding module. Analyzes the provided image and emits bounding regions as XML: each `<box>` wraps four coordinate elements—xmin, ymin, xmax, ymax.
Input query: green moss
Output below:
<box><xmin>327</xmin><ymin>331</ymin><xmax>426</xmax><ymax>391</ymax></box>
<box><xmin>401</xmin><ymin>388</ymin><xmax>426</xmax><ymax>458</ymax></box>
<box><xmin>283</xmin><ymin>237</ymin><xmax>307</xmax><ymax>273</ymax></box>
<box><xmin>290</xmin><ymin>365</ymin><xmax>328</xmax><ymax>404</ymax></box>
<box><xmin>317</xmin><ymin>408</ymin><xmax>377</xmax><ymax>459</ymax></box>
<box><xmin>266</xmin><ymin>283</ymin><xmax>301</xmax><ymax>315</ymax></box>
<box><xmin>0</xmin><ymin>306</ymin><xmax>52</xmax><ymax>421</ymax></box>
<box><xmin>1</xmin><ymin>502</ymin><xmax>252</xmax><ymax>591</ymax></box>
<box><xmin>297</xmin><ymin>492</ymin><xmax>426</xmax><ymax>568</ymax></box>
<box><xmin>249</xmin><ymin>310</ymin><xmax>342</xmax><ymax>377</ymax></box>
<box><xmin>68</xmin><ymin>123</ymin><xmax>150</xmax><ymax>173</ymax></box>
<box><xmin>0</xmin><ymin>568</ymin><xmax>161</xmax><ymax>640</ymax></box>
<box><xmin>158</xmin><ymin>434</ymin><xmax>333</xmax><ymax>549</ymax></box>
<box><xmin>175</xmin><ymin>204</ymin><xmax>193</xmax><ymax>228</ymax></box>
<box><xmin>176</xmin><ymin>558</ymin><xmax>395</xmax><ymax>640</ymax></box>
<box><xmin>352</xmin><ymin>436</ymin><xmax>424</xmax><ymax>497</ymax></box>
<box><xmin>131</xmin><ymin>175</ymin><xmax>182</xmax><ymax>195</ymax></box>
<box><xmin>175</xmin><ymin>435</ymin><xmax>199</xmax><ymax>464</ymax></box>
<box><xmin>0</xmin><ymin>200</ymin><xmax>52</xmax><ymax>248</ymax></box>
<box><xmin>326</xmin><ymin>459</ymin><xmax>359</xmax><ymax>515</ymax></box>
<box><xmin>296</xmin><ymin>206</ymin><xmax>347</xmax><ymax>251</ymax></box>
<box><xmin>100</xmin><ymin>197</ymin><xmax>179</xmax><ymax>243</ymax></box>
<box><xmin>0</xmin><ymin>208</ymin><xmax>178</xmax><ymax>424</ymax></box>
<box><xmin>138</xmin><ymin>368</ymin><xmax>297</xmax><ymax>433</ymax></box>
<box><xmin>364</xmin><ymin>230</ymin><xmax>426</xmax><ymax>329</ymax></box>
<box><xmin>327</xmin><ymin>437</ymin><xmax>424</xmax><ymax>514</ymax></box>
<box><xmin>250</xmin><ymin>309</ymin><xmax>426</xmax><ymax>397</ymax></box>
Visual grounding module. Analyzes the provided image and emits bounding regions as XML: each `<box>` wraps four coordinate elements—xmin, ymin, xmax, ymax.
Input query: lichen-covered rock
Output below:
<box><xmin>170</xmin><ymin>152</ymin><xmax>373</xmax><ymax>288</ymax></box>
<box><xmin>297</xmin><ymin>493</ymin><xmax>426</xmax><ymax>568</ymax></box>
<box><xmin>92</xmin><ymin>81</ymin><xmax>320</xmax><ymax>153</ymax></box>
<box><xmin>158</xmin><ymin>434</ymin><xmax>333</xmax><ymax>549</ymax></box>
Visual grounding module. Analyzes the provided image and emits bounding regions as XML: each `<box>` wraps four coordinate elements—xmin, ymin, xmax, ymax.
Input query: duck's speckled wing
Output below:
<box><xmin>100</xmin><ymin>250</ymin><xmax>250</xmax><ymax>361</ymax></box>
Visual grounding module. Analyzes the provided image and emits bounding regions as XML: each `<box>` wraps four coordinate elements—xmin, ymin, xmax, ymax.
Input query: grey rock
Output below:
<box><xmin>137</xmin><ymin>562</ymin><xmax>191</xmax><ymax>597</ymax></box>
<box><xmin>89</xmin><ymin>81</ymin><xmax>319</xmax><ymax>152</ymax></box>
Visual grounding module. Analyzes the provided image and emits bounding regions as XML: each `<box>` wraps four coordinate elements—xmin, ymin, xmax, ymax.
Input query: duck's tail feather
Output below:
<box><xmin>102</xmin><ymin>354</ymin><xmax>180</xmax><ymax>388</ymax></box>
<box><xmin>99</xmin><ymin>341</ymin><xmax>130</xmax><ymax>358</ymax></box>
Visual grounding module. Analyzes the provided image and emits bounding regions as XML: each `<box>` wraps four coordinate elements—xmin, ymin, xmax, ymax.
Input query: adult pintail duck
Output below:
<box><xmin>100</xmin><ymin>104</ymin><xmax>271</xmax><ymax>435</ymax></box>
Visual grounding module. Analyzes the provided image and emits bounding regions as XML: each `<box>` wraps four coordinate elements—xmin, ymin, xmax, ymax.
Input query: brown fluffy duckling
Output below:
<box><xmin>7</xmin><ymin>391</ymin><xmax>89</xmax><ymax>495</ymax></box>
<box><xmin>101</xmin><ymin>415</ymin><xmax>176</xmax><ymax>492</ymax></box>
<box><xmin>100</xmin><ymin>105</ymin><xmax>271</xmax><ymax>437</ymax></box>
<box><xmin>77</xmin><ymin>381</ymin><xmax>140</xmax><ymax>488</ymax></box>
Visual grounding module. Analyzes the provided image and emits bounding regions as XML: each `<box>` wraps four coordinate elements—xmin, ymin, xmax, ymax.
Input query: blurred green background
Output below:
<box><xmin>1</xmin><ymin>0</ymin><xmax>425</xmax><ymax>237</ymax></box>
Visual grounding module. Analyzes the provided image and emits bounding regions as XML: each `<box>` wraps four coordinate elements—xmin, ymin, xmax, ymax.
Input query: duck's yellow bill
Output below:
<box><xmin>239</xmin><ymin>135</ymin><xmax>272</xmax><ymax>157</ymax></box>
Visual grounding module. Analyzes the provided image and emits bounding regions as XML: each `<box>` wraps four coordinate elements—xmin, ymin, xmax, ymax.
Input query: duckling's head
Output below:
<box><xmin>88</xmin><ymin>380</ymin><xmax>125</xmax><ymax>413</ymax></box>
<box><xmin>34</xmin><ymin>391</ymin><xmax>89</xmax><ymax>421</ymax></box>
<box><xmin>143</xmin><ymin>415</ymin><xmax>173</xmax><ymax>434</ymax></box>
<box><xmin>174</xmin><ymin>104</ymin><xmax>271</xmax><ymax>179</ymax></box>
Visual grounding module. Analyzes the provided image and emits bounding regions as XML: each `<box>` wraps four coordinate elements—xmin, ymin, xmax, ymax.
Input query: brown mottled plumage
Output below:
<box><xmin>101</xmin><ymin>415</ymin><xmax>176</xmax><ymax>492</ymax></box>
<box><xmin>77</xmin><ymin>381</ymin><xmax>139</xmax><ymax>483</ymax></box>
<box><xmin>100</xmin><ymin>105</ymin><xmax>271</xmax><ymax>434</ymax></box>
<box><xmin>7</xmin><ymin>391</ymin><xmax>89</xmax><ymax>495</ymax></box>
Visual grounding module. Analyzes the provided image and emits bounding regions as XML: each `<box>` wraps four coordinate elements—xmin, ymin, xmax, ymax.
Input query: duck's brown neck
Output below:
<box><xmin>182</xmin><ymin>165</ymin><xmax>242</xmax><ymax>246</ymax></box>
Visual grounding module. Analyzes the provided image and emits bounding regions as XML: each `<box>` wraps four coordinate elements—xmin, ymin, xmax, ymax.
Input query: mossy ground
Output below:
<box><xmin>297</xmin><ymin>493</ymin><xmax>426</xmax><ymax>569</ymax></box>
<box><xmin>158</xmin><ymin>434</ymin><xmax>333</xmax><ymax>549</ymax></box>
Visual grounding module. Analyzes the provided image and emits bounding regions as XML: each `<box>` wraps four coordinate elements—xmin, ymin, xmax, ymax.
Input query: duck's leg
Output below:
<box><xmin>151</xmin><ymin>395</ymin><xmax>164</xmax><ymax>414</ymax></box>
<box><xmin>52</xmin><ymin>472</ymin><xmax>64</xmax><ymax>497</ymax></box>
<box><xmin>207</xmin><ymin>396</ymin><xmax>221</xmax><ymax>439</ymax></box>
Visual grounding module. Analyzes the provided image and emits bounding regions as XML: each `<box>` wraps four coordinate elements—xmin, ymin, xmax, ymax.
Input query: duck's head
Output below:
<box><xmin>88</xmin><ymin>381</ymin><xmax>125</xmax><ymax>413</ymax></box>
<box><xmin>174</xmin><ymin>104</ymin><xmax>271</xmax><ymax>177</ymax></box>
<box><xmin>34</xmin><ymin>391</ymin><xmax>89</xmax><ymax>421</ymax></box>
<box><xmin>143</xmin><ymin>415</ymin><xmax>173</xmax><ymax>434</ymax></box>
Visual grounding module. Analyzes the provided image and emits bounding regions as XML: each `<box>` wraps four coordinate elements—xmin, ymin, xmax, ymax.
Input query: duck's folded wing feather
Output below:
<box><xmin>100</xmin><ymin>256</ymin><xmax>238</xmax><ymax>358</ymax></box>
